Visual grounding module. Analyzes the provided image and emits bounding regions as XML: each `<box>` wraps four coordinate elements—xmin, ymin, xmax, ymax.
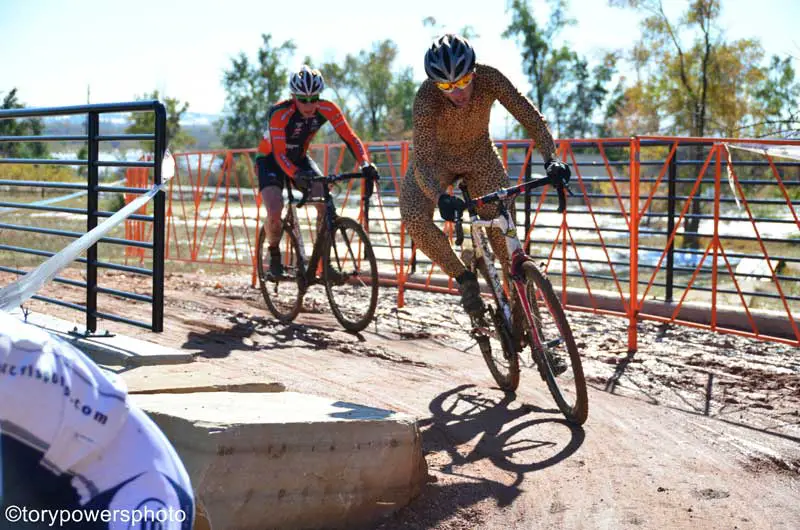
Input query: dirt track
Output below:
<box><xmin>8</xmin><ymin>269</ymin><xmax>800</xmax><ymax>529</ymax></box>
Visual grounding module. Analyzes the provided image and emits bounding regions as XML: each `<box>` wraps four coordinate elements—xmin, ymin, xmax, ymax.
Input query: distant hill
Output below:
<box><xmin>42</xmin><ymin>112</ymin><xmax>222</xmax><ymax>151</ymax></box>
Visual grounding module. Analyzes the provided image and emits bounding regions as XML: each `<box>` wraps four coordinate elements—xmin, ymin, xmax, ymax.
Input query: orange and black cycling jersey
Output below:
<box><xmin>256</xmin><ymin>98</ymin><xmax>370</xmax><ymax>177</ymax></box>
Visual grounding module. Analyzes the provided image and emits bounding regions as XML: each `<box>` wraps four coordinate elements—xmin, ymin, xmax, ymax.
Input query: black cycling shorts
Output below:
<box><xmin>256</xmin><ymin>153</ymin><xmax>322</xmax><ymax>192</ymax></box>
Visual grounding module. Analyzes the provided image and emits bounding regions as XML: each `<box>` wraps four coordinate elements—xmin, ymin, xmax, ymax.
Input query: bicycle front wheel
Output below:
<box><xmin>257</xmin><ymin>223</ymin><xmax>304</xmax><ymax>323</ymax></box>
<box><xmin>323</xmin><ymin>217</ymin><xmax>379</xmax><ymax>332</ymax></box>
<box><xmin>475</xmin><ymin>257</ymin><xmax>520</xmax><ymax>392</ymax></box>
<box><xmin>520</xmin><ymin>260</ymin><xmax>588</xmax><ymax>424</ymax></box>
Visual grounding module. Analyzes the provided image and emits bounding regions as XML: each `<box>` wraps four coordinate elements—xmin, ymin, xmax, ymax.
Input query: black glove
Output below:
<box><xmin>293</xmin><ymin>169</ymin><xmax>317</xmax><ymax>190</ymax></box>
<box><xmin>438</xmin><ymin>194</ymin><xmax>466</xmax><ymax>222</ymax></box>
<box><xmin>545</xmin><ymin>159</ymin><xmax>571</xmax><ymax>187</ymax></box>
<box><xmin>361</xmin><ymin>163</ymin><xmax>379</xmax><ymax>181</ymax></box>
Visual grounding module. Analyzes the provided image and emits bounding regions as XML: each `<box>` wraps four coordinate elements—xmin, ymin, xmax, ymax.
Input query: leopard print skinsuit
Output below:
<box><xmin>399</xmin><ymin>63</ymin><xmax>559</xmax><ymax>282</ymax></box>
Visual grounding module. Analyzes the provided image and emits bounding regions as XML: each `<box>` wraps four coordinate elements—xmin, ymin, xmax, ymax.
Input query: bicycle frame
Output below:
<box><xmin>459</xmin><ymin>181</ymin><xmax>555</xmax><ymax>353</ymax></box>
<box><xmin>455</xmin><ymin>176</ymin><xmax>587</xmax><ymax>423</ymax></box>
<box><xmin>283</xmin><ymin>172</ymin><xmax>371</xmax><ymax>286</ymax></box>
<box><xmin>467</xmin><ymin>209</ymin><xmax>518</xmax><ymax>326</ymax></box>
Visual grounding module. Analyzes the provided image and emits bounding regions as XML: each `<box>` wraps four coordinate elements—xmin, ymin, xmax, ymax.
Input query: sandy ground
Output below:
<box><xmin>5</xmin><ymin>268</ymin><xmax>800</xmax><ymax>529</ymax></box>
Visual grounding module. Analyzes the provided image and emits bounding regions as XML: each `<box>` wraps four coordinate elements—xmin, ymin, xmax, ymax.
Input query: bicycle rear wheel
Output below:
<box><xmin>519</xmin><ymin>260</ymin><xmax>588</xmax><ymax>424</ymax></box>
<box><xmin>257</xmin><ymin>223</ymin><xmax>304</xmax><ymax>322</ymax></box>
<box><xmin>474</xmin><ymin>257</ymin><xmax>520</xmax><ymax>392</ymax></box>
<box><xmin>323</xmin><ymin>217</ymin><xmax>379</xmax><ymax>332</ymax></box>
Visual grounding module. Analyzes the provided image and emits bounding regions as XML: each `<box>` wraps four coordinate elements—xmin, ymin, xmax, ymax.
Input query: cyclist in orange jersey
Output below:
<box><xmin>256</xmin><ymin>65</ymin><xmax>379</xmax><ymax>277</ymax></box>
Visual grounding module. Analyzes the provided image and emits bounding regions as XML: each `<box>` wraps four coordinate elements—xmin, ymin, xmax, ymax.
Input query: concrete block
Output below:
<box><xmin>131</xmin><ymin>392</ymin><xmax>426</xmax><ymax>530</ymax></box>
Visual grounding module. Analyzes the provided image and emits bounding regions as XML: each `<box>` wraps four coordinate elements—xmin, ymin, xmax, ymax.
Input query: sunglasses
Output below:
<box><xmin>295</xmin><ymin>95</ymin><xmax>320</xmax><ymax>104</ymax></box>
<box><xmin>435</xmin><ymin>71</ymin><xmax>475</xmax><ymax>93</ymax></box>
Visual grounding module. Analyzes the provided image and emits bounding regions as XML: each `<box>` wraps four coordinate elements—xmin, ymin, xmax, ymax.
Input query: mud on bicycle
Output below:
<box><xmin>256</xmin><ymin>171</ymin><xmax>379</xmax><ymax>332</ymax></box>
<box><xmin>451</xmin><ymin>173</ymin><xmax>588</xmax><ymax>424</ymax></box>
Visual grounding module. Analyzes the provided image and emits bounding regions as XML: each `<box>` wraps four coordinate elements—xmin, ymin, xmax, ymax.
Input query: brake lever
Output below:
<box><xmin>556</xmin><ymin>184</ymin><xmax>568</xmax><ymax>214</ymax></box>
<box><xmin>454</xmin><ymin>209</ymin><xmax>464</xmax><ymax>246</ymax></box>
<box><xmin>365</xmin><ymin>175</ymin><xmax>375</xmax><ymax>200</ymax></box>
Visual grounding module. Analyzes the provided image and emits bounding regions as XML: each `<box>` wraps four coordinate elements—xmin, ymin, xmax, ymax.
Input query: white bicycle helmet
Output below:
<box><xmin>424</xmin><ymin>34</ymin><xmax>476</xmax><ymax>83</ymax></box>
<box><xmin>289</xmin><ymin>65</ymin><xmax>325</xmax><ymax>96</ymax></box>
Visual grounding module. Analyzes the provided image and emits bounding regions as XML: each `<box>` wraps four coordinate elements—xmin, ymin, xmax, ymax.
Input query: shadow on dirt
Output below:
<box><xmin>181</xmin><ymin>313</ymin><xmax>267</xmax><ymax>358</ymax></box>
<box><xmin>376</xmin><ymin>384</ymin><xmax>585</xmax><ymax>529</ymax></box>
<box><xmin>181</xmin><ymin>312</ymin><xmax>426</xmax><ymax>367</ymax></box>
<box><xmin>590</xmin><ymin>355</ymin><xmax>800</xmax><ymax>447</ymax></box>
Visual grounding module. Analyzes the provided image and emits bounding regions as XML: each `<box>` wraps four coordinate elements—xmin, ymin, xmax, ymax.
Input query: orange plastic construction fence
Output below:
<box><xmin>124</xmin><ymin>137</ymin><xmax>799</xmax><ymax>351</ymax></box>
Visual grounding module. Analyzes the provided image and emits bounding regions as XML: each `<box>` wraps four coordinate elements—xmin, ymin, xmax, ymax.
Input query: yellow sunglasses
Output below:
<box><xmin>435</xmin><ymin>71</ymin><xmax>475</xmax><ymax>93</ymax></box>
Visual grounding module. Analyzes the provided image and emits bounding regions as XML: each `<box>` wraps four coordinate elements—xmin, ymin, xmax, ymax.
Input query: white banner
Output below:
<box><xmin>725</xmin><ymin>142</ymin><xmax>800</xmax><ymax>162</ymax></box>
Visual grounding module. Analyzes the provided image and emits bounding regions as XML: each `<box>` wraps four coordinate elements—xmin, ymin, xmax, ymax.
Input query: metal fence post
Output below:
<box><xmin>666</xmin><ymin>150</ymin><xmax>677</xmax><ymax>303</ymax></box>
<box><xmin>152</xmin><ymin>103</ymin><xmax>166</xmax><ymax>332</ymax></box>
<box><xmin>628</xmin><ymin>137</ymin><xmax>640</xmax><ymax>353</ymax></box>
<box><xmin>86</xmin><ymin>112</ymin><xmax>99</xmax><ymax>333</ymax></box>
<box><xmin>524</xmin><ymin>154</ymin><xmax>532</xmax><ymax>254</ymax></box>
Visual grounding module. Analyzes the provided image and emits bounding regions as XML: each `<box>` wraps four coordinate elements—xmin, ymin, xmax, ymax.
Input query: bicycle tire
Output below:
<box><xmin>475</xmin><ymin>257</ymin><xmax>520</xmax><ymax>392</ymax></box>
<box><xmin>520</xmin><ymin>260</ymin><xmax>588</xmax><ymax>424</ymax></box>
<box><xmin>257</xmin><ymin>223</ymin><xmax>304</xmax><ymax>323</ymax></box>
<box><xmin>323</xmin><ymin>217</ymin><xmax>379</xmax><ymax>332</ymax></box>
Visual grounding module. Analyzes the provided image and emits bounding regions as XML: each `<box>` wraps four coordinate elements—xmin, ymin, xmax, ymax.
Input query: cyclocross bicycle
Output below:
<box><xmin>256</xmin><ymin>172</ymin><xmax>379</xmax><ymax>332</ymax></box>
<box><xmin>452</xmin><ymin>174</ymin><xmax>588</xmax><ymax>424</ymax></box>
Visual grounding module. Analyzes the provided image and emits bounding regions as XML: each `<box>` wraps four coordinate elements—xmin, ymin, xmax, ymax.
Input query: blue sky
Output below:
<box><xmin>2</xmin><ymin>0</ymin><xmax>798</xmax><ymax>127</ymax></box>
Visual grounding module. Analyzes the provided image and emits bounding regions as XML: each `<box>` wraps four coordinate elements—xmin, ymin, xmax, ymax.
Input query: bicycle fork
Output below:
<box><xmin>463</xmin><ymin>221</ymin><xmax>515</xmax><ymax>351</ymax></box>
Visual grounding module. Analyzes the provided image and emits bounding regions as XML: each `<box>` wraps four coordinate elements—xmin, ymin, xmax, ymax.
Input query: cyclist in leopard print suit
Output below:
<box><xmin>399</xmin><ymin>34</ymin><xmax>571</xmax><ymax>323</ymax></box>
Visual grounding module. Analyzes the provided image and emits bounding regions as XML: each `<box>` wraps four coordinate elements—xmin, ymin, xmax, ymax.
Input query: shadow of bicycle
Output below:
<box><xmin>424</xmin><ymin>383</ymin><xmax>585</xmax><ymax>480</ymax></box>
<box><xmin>376</xmin><ymin>384</ymin><xmax>585</xmax><ymax>528</ymax></box>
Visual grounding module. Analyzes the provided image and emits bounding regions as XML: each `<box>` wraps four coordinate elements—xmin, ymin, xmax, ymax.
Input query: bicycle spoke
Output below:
<box><xmin>521</xmin><ymin>261</ymin><xmax>588</xmax><ymax>424</ymax></box>
<box><xmin>257</xmin><ymin>224</ymin><xmax>304</xmax><ymax>322</ymax></box>
<box><xmin>324</xmin><ymin>218</ymin><xmax>378</xmax><ymax>332</ymax></box>
<box><xmin>472</xmin><ymin>257</ymin><xmax>520</xmax><ymax>392</ymax></box>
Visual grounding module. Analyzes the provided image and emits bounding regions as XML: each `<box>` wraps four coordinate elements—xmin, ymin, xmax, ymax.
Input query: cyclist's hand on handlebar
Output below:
<box><xmin>545</xmin><ymin>159</ymin><xmax>571</xmax><ymax>213</ymax></box>
<box><xmin>361</xmin><ymin>162</ymin><xmax>379</xmax><ymax>181</ymax></box>
<box><xmin>293</xmin><ymin>169</ymin><xmax>317</xmax><ymax>190</ymax></box>
<box><xmin>438</xmin><ymin>194</ymin><xmax>466</xmax><ymax>222</ymax></box>
<box><xmin>545</xmin><ymin>159</ymin><xmax>571</xmax><ymax>187</ymax></box>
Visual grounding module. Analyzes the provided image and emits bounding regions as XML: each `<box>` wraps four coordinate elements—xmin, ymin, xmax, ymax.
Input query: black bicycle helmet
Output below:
<box><xmin>424</xmin><ymin>34</ymin><xmax>476</xmax><ymax>83</ymax></box>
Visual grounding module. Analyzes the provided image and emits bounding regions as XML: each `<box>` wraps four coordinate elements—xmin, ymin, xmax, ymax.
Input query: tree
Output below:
<box><xmin>387</xmin><ymin>67</ymin><xmax>417</xmax><ymax>139</ymax></box>
<box><xmin>346</xmin><ymin>40</ymin><xmax>399</xmax><ymax>140</ymax></box>
<box><xmin>218</xmin><ymin>34</ymin><xmax>296</xmax><ymax>149</ymax></box>
<box><xmin>125</xmin><ymin>90</ymin><xmax>195</xmax><ymax>151</ymax></box>
<box><xmin>562</xmin><ymin>53</ymin><xmax>619</xmax><ymax>138</ymax></box>
<box><xmin>314</xmin><ymin>40</ymin><xmax>417</xmax><ymax>142</ymax></box>
<box><xmin>0</xmin><ymin>88</ymin><xmax>47</xmax><ymax>159</ymax></box>
<box><xmin>746</xmin><ymin>55</ymin><xmax>800</xmax><ymax>138</ymax></box>
<box><xmin>609</xmin><ymin>0</ymin><xmax>800</xmax><ymax>247</ymax></box>
<box><xmin>609</xmin><ymin>0</ymin><xmax>798</xmax><ymax>138</ymax></box>
<box><xmin>502</xmin><ymin>0</ymin><xmax>576</xmax><ymax>123</ymax></box>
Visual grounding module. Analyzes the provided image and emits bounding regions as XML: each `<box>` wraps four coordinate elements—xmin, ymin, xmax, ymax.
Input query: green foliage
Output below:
<box><xmin>503</xmin><ymin>0</ymin><xmax>575</xmax><ymax>115</ymax></box>
<box><xmin>562</xmin><ymin>53</ymin><xmax>619</xmax><ymax>137</ymax></box>
<box><xmin>0</xmin><ymin>163</ymin><xmax>79</xmax><ymax>182</ymax></box>
<box><xmin>217</xmin><ymin>34</ymin><xmax>296</xmax><ymax>149</ymax></box>
<box><xmin>0</xmin><ymin>88</ymin><xmax>48</xmax><ymax>159</ymax></box>
<box><xmin>502</xmin><ymin>0</ymin><xmax>619</xmax><ymax>138</ymax></box>
<box><xmin>290</xmin><ymin>41</ymin><xmax>417</xmax><ymax>142</ymax></box>
<box><xmin>347</xmin><ymin>41</ymin><xmax>398</xmax><ymax>139</ymax></box>
<box><xmin>607</xmin><ymin>0</ymin><xmax>800</xmax><ymax>139</ymax></box>
<box><xmin>126</xmin><ymin>90</ymin><xmax>195</xmax><ymax>151</ymax></box>
<box><xmin>105</xmin><ymin>192</ymin><xmax>126</xmax><ymax>213</ymax></box>
<box><xmin>388</xmin><ymin>68</ymin><xmax>417</xmax><ymax>139</ymax></box>
<box><xmin>748</xmin><ymin>55</ymin><xmax>800</xmax><ymax>137</ymax></box>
